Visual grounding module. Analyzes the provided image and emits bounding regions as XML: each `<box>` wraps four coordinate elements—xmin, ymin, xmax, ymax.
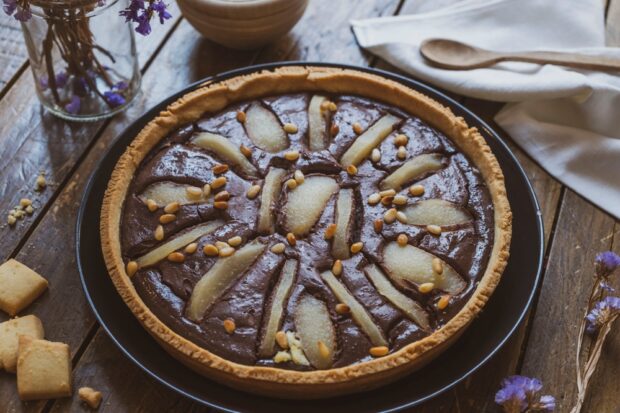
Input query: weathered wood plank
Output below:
<box><xmin>606</xmin><ymin>0</ymin><xmax>620</xmax><ymax>46</ymax></box>
<box><xmin>0</xmin><ymin>15</ymin><xmax>27</xmax><ymax>93</ymax></box>
<box><xmin>0</xmin><ymin>4</ymin><xmax>181</xmax><ymax>265</ymax></box>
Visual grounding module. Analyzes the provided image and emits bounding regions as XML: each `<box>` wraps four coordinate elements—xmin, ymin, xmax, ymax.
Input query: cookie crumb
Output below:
<box><xmin>79</xmin><ymin>387</ymin><xmax>103</xmax><ymax>409</ymax></box>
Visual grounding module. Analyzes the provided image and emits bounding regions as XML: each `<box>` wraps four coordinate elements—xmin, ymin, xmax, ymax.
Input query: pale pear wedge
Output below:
<box><xmin>380</xmin><ymin>153</ymin><xmax>444</xmax><ymax>191</ymax></box>
<box><xmin>245</xmin><ymin>103</ymin><xmax>289</xmax><ymax>152</ymax></box>
<box><xmin>403</xmin><ymin>199</ymin><xmax>472</xmax><ymax>226</ymax></box>
<box><xmin>340</xmin><ymin>114</ymin><xmax>401</xmax><ymax>167</ymax></box>
<box><xmin>139</xmin><ymin>181</ymin><xmax>208</xmax><ymax>206</ymax></box>
<box><xmin>187</xmin><ymin>241</ymin><xmax>266</xmax><ymax>321</ymax></box>
<box><xmin>191</xmin><ymin>132</ymin><xmax>259</xmax><ymax>177</ymax></box>
<box><xmin>258</xmin><ymin>259</ymin><xmax>297</xmax><ymax>357</ymax></box>
<box><xmin>364</xmin><ymin>264</ymin><xmax>430</xmax><ymax>330</ymax></box>
<box><xmin>332</xmin><ymin>189</ymin><xmax>354</xmax><ymax>259</ymax></box>
<box><xmin>308</xmin><ymin>95</ymin><xmax>330</xmax><ymax>151</ymax></box>
<box><xmin>283</xmin><ymin>176</ymin><xmax>339</xmax><ymax>236</ymax></box>
<box><xmin>320</xmin><ymin>271</ymin><xmax>387</xmax><ymax>347</ymax></box>
<box><xmin>135</xmin><ymin>220</ymin><xmax>224</xmax><ymax>268</ymax></box>
<box><xmin>257</xmin><ymin>168</ymin><xmax>287</xmax><ymax>233</ymax></box>
<box><xmin>382</xmin><ymin>242</ymin><xmax>466</xmax><ymax>294</ymax></box>
<box><xmin>295</xmin><ymin>295</ymin><xmax>336</xmax><ymax>369</ymax></box>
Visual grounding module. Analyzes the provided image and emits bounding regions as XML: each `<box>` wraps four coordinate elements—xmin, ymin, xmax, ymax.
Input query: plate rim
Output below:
<box><xmin>76</xmin><ymin>61</ymin><xmax>544</xmax><ymax>413</ymax></box>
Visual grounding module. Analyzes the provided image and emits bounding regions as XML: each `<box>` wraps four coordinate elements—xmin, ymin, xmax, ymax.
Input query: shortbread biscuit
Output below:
<box><xmin>0</xmin><ymin>315</ymin><xmax>44</xmax><ymax>372</ymax></box>
<box><xmin>0</xmin><ymin>259</ymin><xmax>48</xmax><ymax>316</ymax></box>
<box><xmin>16</xmin><ymin>336</ymin><xmax>72</xmax><ymax>400</ymax></box>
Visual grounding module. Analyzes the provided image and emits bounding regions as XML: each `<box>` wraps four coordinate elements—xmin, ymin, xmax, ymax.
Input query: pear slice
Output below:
<box><xmin>364</xmin><ymin>264</ymin><xmax>430</xmax><ymax>330</ymax></box>
<box><xmin>283</xmin><ymin>176</ymin><xmax>339</xmax><ymax>236</ymax></box>
<box><xmin>135</xmin><ymin>220</ymin><xmax>224</xmax><ymax>267</ymax></box>
<box><xmin>295</xmin><ymin>295</ymin><xmax>336</xmax><ymax>369</ymax></box>
<box><xmin>340</xmin><ymin>114</ymin><xmax>401</xmax><ymax>167</ymax></box>
<box><xmin>191</xmin><ymin>132</ymin><xmax>259</xmax><ymax>177</ymax></box>
<box><xmin>320</xmin><ymin>271</ymin><xmax>387</xmax><ymax>347</ymax></box>
<box><xmin>186</xmin><ymin>240</ymin><xmax>266</xmax><ymax>321</ymax></box>
<box><xmin>382</xmin><ymin>242</ymin><xmax>466</xmax><ymax>295</ymax></box>
<box><xmin>258</xmin><ymin>259</ymin><xmax>297</xmax><ymax>357</ymax></box>
<box><xmin>380</xmin><ymin>153</ymin><xmax>444</xmax><ymax>191</ymax></box>
<box><xmin>257</xmin><ymin>168</ymin><xmax>287</xmax><ymax>234</ymax></box>
<box><xmin>403</xmin><ymin>199</ymin><xmax>472</xmax><ymax>226</ymax></box>
<box><xmin>139</xmin><ymin>181</ymin><xmax>208</xmax><ymax>206</ymax></box>
<box><xmin>332</xmin><ymin>189</ymin><xmax>354</xmax><ymax>259</ymax></box>
<box><xmin>308</xmin><ymin>95</ymin><xmax>330</xmax><ymax>151</ymax></box>
<box><xmin>245</xmin><ymin>103</ymin><xmax>289</xmax><ymax>153</ymax></box>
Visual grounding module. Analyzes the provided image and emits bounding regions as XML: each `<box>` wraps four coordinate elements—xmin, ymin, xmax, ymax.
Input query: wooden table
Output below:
<box><xmin>0</xmin><ymin>1</ymin><xmax>618</xmax><ymax>411</ymax></box>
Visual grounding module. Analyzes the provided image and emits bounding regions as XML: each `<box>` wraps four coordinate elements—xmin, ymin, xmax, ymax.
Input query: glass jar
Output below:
<box><xmin>20</xmin><ymin>0</ymin><xmax>141</xmax><ymax>121</ymax></box>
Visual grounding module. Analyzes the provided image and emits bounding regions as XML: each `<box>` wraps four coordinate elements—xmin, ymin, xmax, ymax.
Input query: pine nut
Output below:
<box><xmin>126</xmin><ymin>261</ymin><xmax>138</xmax><ymax>277</ymax></box>
<box><xmin>397</xmin><ymin>146</ymin><xmax>408</xmax><ymax>160</ymax></box>
<box><xmin>318</xmin><ymin>341</ymin><xmax>330</xmax><ymax>359</ymax></box>
<box><xmin>374</xmin><ymin>219</ymin><xmax>383</xmax><ymax>233</ymax></box>
<box><xmin>212</xmin><ymin>164</ymin><xmax>229</xmax><ymax>175</ymax></box>
<box><xmin>369</xmin><ymin>346</ymin><xmax>389</xmax><ymax>357</ymax></box>
<box><xmin>20</xmin><ymin>198</ymin><xmax>32</xmax><ymax>208</ymax></box>
<box><xmin>397</xmin><ymin>234</ymin><xmax>408</xmax><ymax>246</ymax></box>
<box><xmin>346</xmin><ymin>164</ymin><xmax>358</xmax><ymax>175</ymax></box>
<box><xmin>393</xmin><ymin>195</ymin><xmax>407</xmax><ymax>206</ymax></box>
<box><xmin>35</xmin><ymin>175</ymin><xmax>47</xmax><ymax>190</ymax></box>
<box><xmin>335</xmin><ymin>303</ymin><xmax>350</xmax><ymax>314</ymax></box>
<box><xmin>211</xmin><ymin>176</ymin><xmax>227</xmax><ymax>189</ymax></box>
<box><xmin>219</xmin><ymin>246</ymin><xmax>235</xmax><ymax>257</ymax></box>
<box><xmin>236</xmin><ymin>110</ymin><xmax>246</xmax><ymax>122</ymax></box>
<box><xmin>215</xmin><ymin>241</ymin><xmax>229</xmax><ymax>250</ymax></box>
<box><xmin>228</xmin><ymin>236</ymin><xmax>242</xmax><ymax>247</ymax></box>
<box><xmin>352</xmin><ymin>122</ymin><xmax>363</xmax><ymax>134</ymax></box>
<box><xmin>418</xmin><ymin>282</ymin><xmax>434</xmax><ymax>293</ymax></box>
<box><xmin>164</xmin><ymin>202</ymin><xmax>179</xmax><ymax>214</ymax></box>
<box><xmin>286</xmin><ymin>179</ymin><xmax>297</xmax><ymax>190</ymax></box>
<box><xmin>271</xmin><ymin>243</ymin><xmax>286</xmax><ymax>254</ymax></box>
<box><xmin>371</xmin><ymin>148</ymin><xmax>381</xmax><ymax>162</ymax></box>
<box><xmin>203</xmin><ymin>244</ymin><xmax>219</xmax><ymax>256</ymax></box>
<box><xmin>223</xmin><ymin>318</ymin><xmax>236</xmax><ymax>334</ymax></box>
<box><xmin>246</xmin><ymin>184</ymin><xmax>261</xmax><ymax>199</ymax></box>
<box><xmin>409</xmin><ymin>184</ymin><xmax>425</xmax><ymax>196</ymax></box>
<box><xmin>240</xmin><ymin>144</ymin><xmax>252</xmax><ymax>158</ymax></box>
<box><xmin>350</xmin><ymin>242</ymin><xmax>363</xmax><ymax>254</ymax></box>
<box><xmin>283</xmin><ymin>123</ymin><xmax>298</xmax><ymax>134</ymax></box>
<box><xmin>155</xmin><ymin>225</ymin><xmax>164</xmax><ymax>241</ymax></box>
<box><xmin>214</xmin><ymin>201</ymin><xmax>228</xmax><ymax>210</ymax></box>
<box><xmin>7</xmin><ymin>215</ymin><xmax>16</xmax><ymax>226</ymax></box>
<box><xmin>426</xmin><ymin>224</ymin><xmax>442</xmax><ymax>235</ymax></box>
<box><xmin>384</xmin><ymin>208</ymin><xmax>397</xmax><ymax>224</ymax></box>
<box><xmin>328</xmin><ymin>102</ymin><xmax>337</xmax><ymax>111</ymax></box>
<box><xmin>276</xmin><ymin>331</ymin><xmax>288</xmax><ymax>349</ymax></box>
<box><xmin>167</xmin><ymin>252</ymin><xmax>185</xmax><ymax>263</ymax></box>
<box><xmin>381</xmin><ymin>196</ymin><xmax>394</xmax><ymax>206</ymax></box>
<box><xmin>394</xmin><ymin>134</ymin><xmax>408</xmax><ymax>147</ymax></box>
<box><xmin>203</xmin><ymin>183</ymin><xmax>211</xmax><ymax>197</ymax></box>
<box><xmin>432</xmin><ymin>258</ymin><xmax>443</xmax><ymax>275</ymax></box>
<box><xmin>284</xmin><ymin>150</ymin><xmax>300</xmax><ymax>161</ymax></box>
<box><xmin>184</xmin><ymin>242</ymin><xmax>198</xmax><ymax>254</ymax></box>
<box><xmin>294</xmin><ymin>170</ymin><xmax>305</xmax><ymax>184</ymax></box>
<box><xmin>186</xmin><ymin>186</ymin><xmax>203</xmax><ymax>199</ymax></box>
<box><xmin>379</xmin><ymin>189</ymin><xmax>396</xmax><ymax>198</ymax></box>
<box><xmin>286</xmin><ymin>232</ymin><xmax>296</xmax><ymax>246</ymax></box>
<box><xmin>437</xmin><ymin>294</ymin><xmax>450</xmax><ymax>310</ymax></box>
<box><xmin>368</xmin><ymin>193</ymin><xmax>381</xmax><ymax>205</ymax></box>
<box><xmin>332</xmin><ymin>259</ymin><xmax>342</xmax><ymax>276</ymax></box>
<box><xmin>146</xmin><ymin>199</ymin><xmax>158</xmax><ymax>212</ymax></box>
<box><xmin>214</xmin><ymin>191</ymin><xmax>230</xmax><ymax>202</ymax></box>
<box><xmin>324</xmin><ymin>223</ymin><xmax>337</xmax><ymax>240</ymax></box>
<box><xmin>159</xmin><ymin>214</ymin><xmax>176</xmax><ymax>224</ymax></box>
<box><xmin>330</xmin><ymin>123</ymin><xmax>339</xmax><ymax>136</ymax></box>
<box><xmin>396</xmin><ymin>211</ymin><xmax>408</xmax><ymax>223</ymax></box>
<box><xmin>25</xmin><ymin>205</ymin><xmax>34</xmax><ymax>215</ymax></box>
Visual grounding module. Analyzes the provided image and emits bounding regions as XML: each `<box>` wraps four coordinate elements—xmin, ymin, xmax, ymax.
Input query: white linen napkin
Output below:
<box><xmin>351</xmin><ymin>0</ymin><xmax>620</xmax><ymax>219</ymax></box>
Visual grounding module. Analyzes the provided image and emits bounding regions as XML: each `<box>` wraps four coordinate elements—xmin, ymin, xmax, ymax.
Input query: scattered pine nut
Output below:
<box><xmin>418</xmin><ymin>282</ymin><xmax>434</xmax><ymax>294</ymax></box>
<box><xmin>7</xmin><ymin>215</ymin><xmax>16</xmax><ymax>226</ymax></box>
<box><xmin>294</xmin><ymin>170</ymin><xmax>305</xmax><ymax>184</ymax></box>
<box><xmin>283</xmin><ymin>123</ymin><xmax>298</xmax><ymax>134</ymax></box>
<box><xmin>276</xmin><ymin>331</ymin><xmax>288</xmax><ymax>349</ymax></box>
<box><xmin>203</xmin><ymin>244</ymin><xmax>219</xmax><ymax>256</ymax></box>
<box><xmin>318</xmin><ymin>341</ymin><xmax>330</xmax><ymax>359</ymax></box>
<box><xmin>350</xmin><ymin>242</ymin><xmax>363</xmax><ymax>254</ymax></box>
<box><xmin>215</xmin><ymin>241</ymin><xmax>229</xmax><ymax>250</ymax></box>
<box><xmin>379</xmin><ymin>189</ymin><xmax>396</xmax><ymax>198</ymax></box>
<box><xmin>384</xmin><ymin>208</ymin><xmax>397</xmax><ymax>224</ymax></box>
<box><xmin>426</xmin><ymin>224</ymin><xmax>442</xmax><ymax>235</ymax></box>
<box><xmin>327</xmin><ymin>101</ymin><xmax>337</xmax><ymax>111</ymax></box>
<box><xmin>394</xmin><ymin>134</ymin><xmax>408</xmax><ymax>147</ymax></box>
<box><xmin>214</xmin><ymin>191</ymin><xmax>230</xmax><ymax>202</ymax></box>
<box><xmin>211</xmin><ymin>176</ymin><xmax>227</xmax><ymax>190</ymax></box>
<box><xmin>437</xmin><ymin>295</ymin><xmax>451</xmax><ymax>310</ymax></box>
<box><xmin>393</xmin><ymin>195</ymin><xmax>407</xmax><ymax>206</ymax></box>
<box><xmin>409</xmin><ymin>184</ymin><xmax>425</xmax><ymax>197</ymax></box>
<box><xmin>159</xmin><ymin>213</ymin><xmax>176</xmax><ymax>224</ymax></box>
<box><xmin>219</xmin><ymin>246</ymin><xmax>235</xmax><ymax>257</ymax></box>
<box><xmin>335</xmin><ymin>303</ymin><xmax>350</xmax><ymax>314</ymax></box>
<box><xmin>369</xmin><ymin>346</ymin><xmax>389</xmax><ymax>357</ymax></box>
<box><xmin>284</xmin><ymin>150</ymin><xmax>300</xmax><ymax>161</ymax></box>
<box><xmin>203</xmin><ymin>183</ymin><xmax>211</xmax><ymax>197</ymax></box>
<box><xmin>324</xmin><ymin>223</ymin><xmax>337</xmax><ymax>240</ymax></box>
<box><xmin>246</xmin><ymin>184</ymin><xmax>261</xmax><ymax>199</ymax></box>
<box><xmin>236</xmin><ymin>110</ymin><xmax>246</xmax><ymax>122</ymax></box>
<box><xmin>286</xmin><ymin>232</ymin><xmax>296</xmax><ymax>246</ymax></box>
<box><xmin>155</xmin><ymin>225</ymin><xmax>164</xmax><ymax>241</ymax></box>
<box><xmin>397</xmin><ymin>234</ymin><xmax>408</xmax><ymax>246</ymax></box>
<box><xmin>286</xmin><ymin>179</ymin><xmax>297</xmax><ymax>190</ymax></box>
<box><xmin>214</xmin><ymin>201</ymin><xmax>228</xmax><ymax>210</ymax></box>
<box><xmin>146</xmin><ymin>199</ymin><xmax>158</xmax><ymax>212</ymax></box>
<box><xmin>374</xmin><ymin>219</ymin><xmax>383</xmax><ymax>233</ymax></box>
<box><xmin>212</xmin><ymin>164</ymin><xmax>229</xmax><ymax>175</ymax></box>
<box><xmin>164</xmin><ymin>201</ymin><xmax>179</xmax><ymax>214</ymax></box>
<box><xmin>352</xmin><ymin>122</ymin><xmax>363</xmax><ymax>134</ymax></box>
<box><xmin>228</xmin><ymin>236</ymin><xmax>242</xmax><ymax>247</ymax></box>
<box><xmin>186</xmin><ymin>186</ymin><xmax>203</xmax><ymax>199</ymax></box>
<box><xmin>184</xmin><ymin>242</ymin><xmax>198</xmax><ymax>254</ymax></box>
<box><xmin>396</xmin><ymin>211</ymin><xmax>408</xmax><ymax>223</ymax></box>
<box><xmin>330</xmin><ymin>123</ymin><xmax>339</xmax><ymax>136</ymax></box>
<box><xmin>371</xmin><ymin>148</ymin><xmax>381</xmax><ymax>163</ymax></box>
<box><xmin>20</xmin><ymin>198</ymin><xmax>32</xmax><ymax>208</ymax></box>
<box><xmin>346</xmin><ymin>164</ymin><xmax>358</xmax><ymax>176</ymax></box>
<box><xmin>25</xmin><ymin>205</ymin><xmax>34</xmax><ymax>215</ymax></box>
<box><xmin>126</xmin><ymin>261</ymin><xmax>138</xmax><ymax>277</ymax></box>
<box><xmin>223</xmin><ymin>318</ymin><xmax>236</xmax><ymax>334</ymax></box>
<box><xmin>368</xmin><ymin>193</ymin><xmax>381</xmax><ymax>205</ymax></box>
<box><xmin>397</xmin><ymin>146</ymin><xmax>408</xmax><ymax>160</ymax></box>
<box><xmin>271</xmin><ymin>243</ymin><xmax>286</xmax><ymax>254</ymax></box>
<box><xmin>35</xmin><ymin>175</ymin><xmax>47</xmax><ymax>191</ymax></box>
<box><xmin>332</xmin><ymin>259</ymin><xmax>342</xmax><ymax>276</ymax></box>
<box><xmin>240</xmin><ymin>144</ymin><xmax>252</xmax><ymax>158</ymax></box>
<box><xmin>381</xmin><ymin>196</ymin><xmax>394</xmax><ymax>206</ymax></box>
<box><xmin>167</xmin><ymin>252</ymin><xmax>185</xmax><ymax>263</ymax></box>
<box><xmin>432</xmin><ymin>258</ymin><xmax>443</xmax><ymax>275</ymax></box>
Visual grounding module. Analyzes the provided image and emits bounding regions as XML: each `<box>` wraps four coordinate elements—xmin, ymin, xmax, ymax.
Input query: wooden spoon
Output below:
<box><xmin>420</xmin><ymin>38</ymin><xmax>620</xmax><ymax>71</ymax></box>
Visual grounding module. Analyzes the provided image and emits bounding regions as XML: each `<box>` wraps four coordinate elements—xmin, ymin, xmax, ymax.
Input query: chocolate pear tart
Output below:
<box><xmin>101</xmin><ymin>66</ymin><xmax>511</xmax><ymax>398</ymax></box>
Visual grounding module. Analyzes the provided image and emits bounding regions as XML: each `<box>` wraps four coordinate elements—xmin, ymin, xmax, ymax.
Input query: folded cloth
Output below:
<box><xmin>351</xmin><ymin>0</ymin><xmax>620</xmax><ymax>219</ymax></box>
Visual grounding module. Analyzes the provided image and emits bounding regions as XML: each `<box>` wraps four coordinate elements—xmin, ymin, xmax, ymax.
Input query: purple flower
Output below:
<box><xmin>119</xmin><ymin>0</ymin><xmax>143</xmax><ymax>22</ymax></box>
<box><xmin>39</xmin><ymin>76</ymin><xmax>49</xmax><ymax>90</ymax></box>
<box><xmin>595</xmin><ymin>251</ymin><xmax>620</xmax><ymax>277</ymax></box>
<box><xmin>135</xmin><ymin>14</ymin><xmax>151</xmax><ymax>36</ymax></box>
<box><xmin>64</xmin><ymin>95</ymin><xmax>81</xmax><ymax>115</ymax></box>
<box><xmin>104</xmin><ymin>91</ymin><xmax>126</xmax><ymax>107</ymax></box>
<box><xmin>586</xmin><ymin>296</ymin><xmax>620</xmax><ymax>333</ymax></box>
<box><xmin>120</xmin><ymin>0</ymin><xmax>171</xmax><ymax>36</ymax></box>
<box><xmin>112</xmin><ymin>81</ymin><xmax>128</xmax><ymax>91</ymax></box>
<box><xmin>600</xmin><ymin>281</ymin><xmax>615</xmax><ymax>293</ymax></box>
<box><xmin>2</xmin><ymin>0</ymin><xmax>17</xmax><ymax>15</ymax></box>
<box><xmin>13</xmin><ymin>4</ymin><xmax>31</xmax><ymax>21</ymax></box>
<box><xmin>55</xmin><ymin>71</ymin><xmax>68</xmax><ymax>88</ymax></box>
<box><xmin>495</xmin><ymin>375</ymin><xmax>555</xmax><ymax>412</ymax></box>
<box><xmin>151</xmin><ymin>1</ymin><xmax>171</xmax><ymax>24</ymax></box>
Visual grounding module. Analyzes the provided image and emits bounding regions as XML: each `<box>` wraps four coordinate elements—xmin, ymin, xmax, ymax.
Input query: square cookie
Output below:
<box><xmin>0</xmin><ymin>259</ymin><xmax>48</xmax><ymax>316</ymax></box>
<box><xmin>0</xmin><ymin>315</ymin><xmax>44</xmax><ymax>373</ymax></box>
<box><xmin>17</xmin><ymin>336</ymin><xmax>72</xmax><ymax>400</ymax></box>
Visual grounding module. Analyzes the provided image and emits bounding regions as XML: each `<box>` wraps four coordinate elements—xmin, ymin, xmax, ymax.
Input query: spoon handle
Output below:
<box><xmin>505</xmin><ymin>51</ymin><xmax>620</xmax><ymax>71</ymax></box>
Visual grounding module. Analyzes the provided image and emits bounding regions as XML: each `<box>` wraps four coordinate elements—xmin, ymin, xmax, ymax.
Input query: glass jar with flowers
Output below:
<box><xmin>3</xmin><ymin>0</ymin><xmax>171</xmax><ymax>121</ymax></box>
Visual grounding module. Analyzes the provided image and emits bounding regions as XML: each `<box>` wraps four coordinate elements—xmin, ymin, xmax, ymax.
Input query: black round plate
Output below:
<box><xmin>77</xmin><ymin>62</ymin><xmax>543</xmax><ymax>413</ymax></box>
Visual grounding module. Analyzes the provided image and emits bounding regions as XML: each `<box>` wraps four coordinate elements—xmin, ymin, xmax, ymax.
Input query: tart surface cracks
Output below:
<box><xmin>118</xmin><ymin>92</ymin><xmax>495</xmax><ymax>371</ymax></box>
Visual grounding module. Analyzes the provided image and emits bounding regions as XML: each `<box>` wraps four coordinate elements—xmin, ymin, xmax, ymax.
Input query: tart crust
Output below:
<box><xmin>100</xmin><ymin>66</ymin><xmax>511</xmax><ymax>398</ymax></box>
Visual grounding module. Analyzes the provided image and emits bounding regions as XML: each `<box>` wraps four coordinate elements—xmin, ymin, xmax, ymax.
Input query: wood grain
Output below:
<box><xmin>0</xmin><ymin>15</ymin><xmax>27</xmax><ymax>93</ymax></box>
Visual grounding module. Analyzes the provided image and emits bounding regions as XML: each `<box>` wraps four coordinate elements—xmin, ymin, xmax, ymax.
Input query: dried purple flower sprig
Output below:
<box><xmin>495</xmin><ymin>375</ymin><xmax>555</xmax><ymax>412</ymax></box>
<box><xmin>120</xmin><ymin>0</ymin><xmax>171</xmax><ymax>36</ymax></box>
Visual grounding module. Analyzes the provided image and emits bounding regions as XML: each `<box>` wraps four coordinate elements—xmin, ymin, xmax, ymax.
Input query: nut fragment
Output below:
<box><xmin>352</xmin><ymin>122</ymin><xmax>363</xmax><ymax>134</ymax></box>
<box><xmin>369</xmin><ymin>346</ymin><xmax>389</xmax><ymax>357</ymax></box>
<box><xmin>397</xmin><ymin>146</ymin><xmax>408</xmax><ymax>160</ymax></box>
<box><xmin>164</xmin><ymin>201</ymin><xmax>180</xmax><ymax>214</ymax></box>
<box><xmin>25</xmin><ymin>205</ymin><xmax>34</xmax><ymax>215</ymax></box>
<box><xmin>274</xmin><ymin>351</ymin><xmax>292</xmax><ymax>363</ymax></box>
<box><xmin>228</xmin><ymin>236</ymin><xmax>242</xmax><ymax>247</ymax></box>
<box><xmin>393</xmin><ymin>195</ymin><xmax>407</xmax><ymax>206</ymax></box>
<box><xmin>35</xmin><ymin>175</ymin><xmax>47</xmax><ymax>191</ymax></box>
<box><xmin>374</xmin><ymin>219</ymin><xmax>383</xmax><ymax>233</ymax></box>
<box><xmin>283</xmin><ymin>123</ymin><xmax>298</xmax><ymax>134</ymax></box>
<box><xmin>203</xmin><ymin>244</ymin><xmax>219</xmax><ymax>256</ymax></box>
<box><xmin>236</xmin><ymin>110</ymin><xmax>246</xmax><ymax>122</ymax></box>
<box><xmin>284</xmin><ymin>150</ymin><xmax>300</xmax><ymax>161</ymax></box>
<box><xmin>167</xmin><ymin>252</ymin><xmax>185</xmax><ymax>263</ymax></box>
<box><xmin>426</xmin><ymin>224</ymin><xmax>442</xmax><ymax>235</ymax></box>
<box><xmin>286</xmin><ymin>232</ymin><xmax>296</xmax><ymax>246</ymax></box>
<box><xmin>330</xmin><ymin>123</ymin><xmax>339</xmax><ymax>136</ymax></box>
<box><xmin>294</xmin><ymin>170</ymin><xmax>305</xmax><ymax>184</ymax></box>
<box><xmin>203</xmin><ymin>183</ymin><xmax>211</xmax><ymax>197</ymax></box>
<box><xmin>211</xmin><ymin>176</ymin><xmax>227</xmax><ymax>190</ymax></box>
<box><xmin>286</xmin><ymin>179</ymin><xmax>297</xmax><ymax>190</ymax></box>
<box><xmin>214</xmin><ymin>201</ymin><xmax>228</xmax><ymax>210</ymax></box>
<box><xmin>335</xmin><ymin>303</ymin><xmax>350</xmax><ymax>315</ymax></box>
<box><xmin>218</xmin><ymin>246</ymin><xmax>235</xmax><ymax>257</ymax></box>
<box><xmin>126</xmin><ymin>261</ymin><xmax>138</xmax><ymax>277</ymax></box>
<box><xmin>346</xmin><ymin>164</ymin><xmax>358</xmax><ymax>176</ymax></box>
<box><xmin>396</xmin><ymin>211</ymin><xmax>408</xmax><ymax>223</ymax></box>
<box><xmin>186</xmin><ymin>186</ymin><xmax>203</xmax><ymax>199</ymax></box>
<box><xmin>215</xmin><ymin>241</ymin><xmax>229</xmax><ymax>250</ymax></box>
<box><xmin>270</xmin><ymin>243</ymin><xmax>286</xmax><ymax>254</ymax></box>
<box><xmin>184</xmin><ymin>242</ymin><xmax>198</xmax><ymax>254</ymax></box>
<box><xmin>212</xmin><ymin>164</ymin><xmax>229</xmax><ymax>175</ymax></box>
<box><xmin>437</xmin><ymin>294</ymin><xmax>451</xmax><ymax>310</ymax></box>
<box><xmin>368</xmin><ymin>193</ymin><xmax>381</xmax><ymax>205</ymax></box>
<box><xmin>394</xmin><ymin>134</ymin><xmax>408</xmax><ymax>147</ymax></box>
<box><xmin>418</xmin><ymin>282</ymin><xmax>434</xmax><ymax>293</ymax></box>
<box><xmin>318</xmin><ymin>341</ymin><xmax>330</xmax><ymax>359</ymax></box>
<box><xmin>155</xmin><ymin>225</ymin><xmax>164</xmax><ymax>241</ymax></box>
<box><xmin>20</xmin><ymin>198</ymin><xmax>32</xmax><ymax>208</ymax></box>
<box><xmin>275</xmin><ymin>331</ymin><xmax>288</xmax><ymax>349</ymax></box>
<box><xmin>379</xmin><ymin>189</ymin><xmax>396</xmax><ymax>198</ymax></box>
<box><xmin>7</xmin><ymin>215</ymin><xmax>16</xmax><ymax>226</ymax></box>
<box><xmin>371</xmin><ymin>148</ymin><xmax>381</xmax><ymax>163</ymax></box>
<box><xmin>409</xmin><ymin>184</ymin><xmax>425</xmax><ymax>196</ymax></box>
<box><xmin>146</xmin><ymin>199</ymin><xmax>158</xmax><ymax>212</ymax></box>
<box><xmin>381</xmin><ymin>196</ymin><xmax>394</xmax><ymax>206</ymax></box>
<box><xmin>327</xmin><ymin>101</ymin><xmax>337</xmax><ymax>111</ymax></box>
<box><xmin>332</xmin><ymin>259</ymin><xmax>342</xmax><ymax>276</ymax></box>
<box><xmin>246</xmin><ymin>184</ymin><xmax>261</xmax><ymax>199</ymax></box>
<box><xmin>397</xmin><ymin>234</ymin><xmax>408</xmax><ymax>246</ymax></box>
<box><xmin>223</xmin><ymin>318</ymin><xmax>236</xmax><ymax>334</ymax></box>
<box><xmin>432</xmin><ymin>258</ymin><xmax>444</xmax><ymax>275</ymax></box>
<box><xmin>78</xmin><ymin>387</ymin><xmax>103</xmax><ymax>410</ymax></box>
<box><xmin>214</xmin><ymin>191</ymin><xmax>230</xmax><ymax>202</ymax></box>
<box><xmin>239</xmin><ymin>144</ymin><xmax>252</xmax><ymax>158</ymax></box>
<box><xmin>159</xmin><ymin>214</ymin><xmax>176</xmax><ymax>224</ymax></box>
<box><xmin>350</xmin><ymin>242</ymin><xmax>363</xmax><ymax>254</ymax></box>
<box><xmin>324</xmin><ymin>223</ymin><xmax>337</xmax><ymax>240</ymax></box>
<box><xmin>384</xmin><ymin>208</ymin><xmax>397</xmax><ymax>224</ymax></box>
